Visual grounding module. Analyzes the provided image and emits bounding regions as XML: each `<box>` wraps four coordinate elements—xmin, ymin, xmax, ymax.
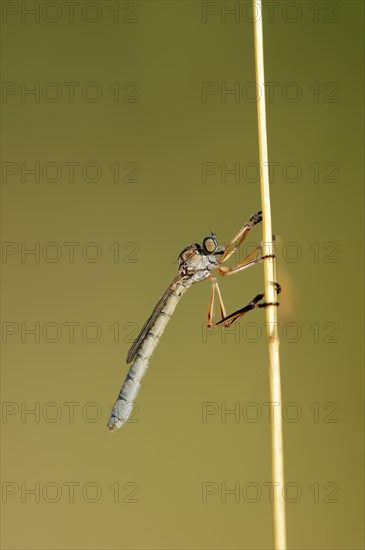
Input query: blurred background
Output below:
<box><xmin>1</xmin><ymin>1</ymin><xmax>363</xmax><ymax>548</ymax></box>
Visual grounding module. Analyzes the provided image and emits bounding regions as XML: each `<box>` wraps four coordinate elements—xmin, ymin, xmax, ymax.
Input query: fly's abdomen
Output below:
<box><xmin>107</xmin><ymin>280</ymin><xmax>189</xmax><ymax>431</ymax></box>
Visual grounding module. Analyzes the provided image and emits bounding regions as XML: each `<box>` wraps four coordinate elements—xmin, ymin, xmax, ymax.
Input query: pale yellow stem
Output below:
<box><xmin>252</xmin><ymin>2</ymin><xmax>287</xmax><ymax>548</ymax></box>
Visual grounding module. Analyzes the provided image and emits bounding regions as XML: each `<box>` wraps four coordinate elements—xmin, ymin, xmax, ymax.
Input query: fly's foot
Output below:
<box><xmin>249</xmin><ymin>211</ymin><xmax>262</xmax><ymax>226</ymax></box>
<box><xmin>257</xmin><ymin>281</ymin><xmax>281</xmax><ymax>307</ymax></box>
<box><xmin>261</xmin><ymin>253</ymin><xmax>276</xmax><ymax>261</ymax></box>
<box><xmin>273</xmin><ymin>282</ymin><xmax>281</xmax><ymax>294</ymax></box>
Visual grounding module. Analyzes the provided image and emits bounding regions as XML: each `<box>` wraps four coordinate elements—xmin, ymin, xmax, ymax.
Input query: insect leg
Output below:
<box><xmin>220</xmin><ymin>210</ymin><xmax>262</xmax><ymax>263</ymax></box>
<box><xmin>214</xmin><ymin>283</ymin><xmax>281</xmax><ymax>327</ymax></box>
<box><xmin>206</xmin><ymin>276</ymin><xmax>227</xmax><ymax>327</ymax></box>
<box><xmin>216</xmin><ymin>244</ymin><xmax>267</xmax><ymax>277</ymax></box>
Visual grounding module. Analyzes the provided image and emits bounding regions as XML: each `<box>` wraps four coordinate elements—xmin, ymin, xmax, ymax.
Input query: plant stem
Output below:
<box><xmin>252</xmin><ymin>2</ymin><xmax>287</xmax><ymax>548</ymax></box>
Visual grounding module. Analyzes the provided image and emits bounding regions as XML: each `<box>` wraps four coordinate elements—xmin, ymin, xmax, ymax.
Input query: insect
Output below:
<box><xmin>108</xmin><ymin>210</ymin><xmax>280</xmax><ymax>431</ymax></box>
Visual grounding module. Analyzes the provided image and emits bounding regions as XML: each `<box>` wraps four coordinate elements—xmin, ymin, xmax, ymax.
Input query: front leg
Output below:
<box><xmin>220</xmin><ymin>210</ymin><xmax>262</xmax><ymax>263</ymax></box>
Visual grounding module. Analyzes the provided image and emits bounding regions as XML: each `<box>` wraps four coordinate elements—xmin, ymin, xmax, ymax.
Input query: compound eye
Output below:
<box><xmin>203</xmin><ymin>236</ymin><xmax>217</xmax><ymax>254</ymax></box>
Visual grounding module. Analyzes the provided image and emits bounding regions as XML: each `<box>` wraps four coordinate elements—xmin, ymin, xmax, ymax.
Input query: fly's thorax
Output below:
<box><xmin>178</xmin><ymin>243</ymin><xmax>218</xmax><ymax>280</ymax></box>
<box><xmin>178</xmin><ymin>243</ymin><xmax>200</xmax><ymax>265</ymax></box>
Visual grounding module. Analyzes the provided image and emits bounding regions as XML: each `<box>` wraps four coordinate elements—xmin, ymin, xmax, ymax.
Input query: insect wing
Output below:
<box><xmin>126</xmin><ymin>274</ymin><xmax>183</xmax><ymax>363</ymax></box>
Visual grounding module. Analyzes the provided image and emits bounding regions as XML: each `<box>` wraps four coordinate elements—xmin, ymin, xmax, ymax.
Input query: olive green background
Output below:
<box><xmin>1</xmin><ymin>1</ymin><xmax>364</xmax><ymax>549</ymax></box>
